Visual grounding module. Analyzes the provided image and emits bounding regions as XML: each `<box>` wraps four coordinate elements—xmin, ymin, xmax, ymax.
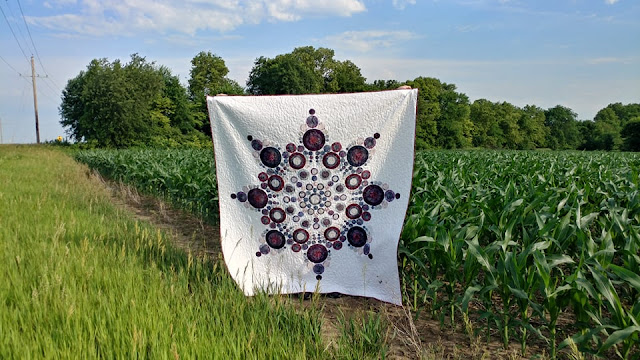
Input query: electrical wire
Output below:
<box><xmin>0</xmin><ymin>2</ymin><xmax>30</xmax><ymax>64</ymax></box>
<box><xmin>0</xmin><ymin>53</ymin><xmax>31</xmax><ymax>84</ymax></box>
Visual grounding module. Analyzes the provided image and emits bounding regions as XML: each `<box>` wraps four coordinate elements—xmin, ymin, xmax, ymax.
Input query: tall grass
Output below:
<box><xmin>0</xmin><ymin>145</ymin><xmax>332</xmax><ymax>358</ymax></box>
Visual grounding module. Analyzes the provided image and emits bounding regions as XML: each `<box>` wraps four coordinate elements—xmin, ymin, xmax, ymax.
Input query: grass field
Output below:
<box><xmin>74</xmin><ymin>148</ymin><xmax>640</xmax><ymax>359</ymax></box>
<box><xmin>0</xmin><ymin>145</ymin><xmax>390</xmax><ymax>359</ymax></box>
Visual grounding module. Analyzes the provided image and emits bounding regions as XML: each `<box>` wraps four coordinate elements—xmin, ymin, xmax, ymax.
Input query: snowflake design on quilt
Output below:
<box><xmin>230</xmin><ymin>109</ymin><xmax>401</xmax><ymax>280</ymax></box>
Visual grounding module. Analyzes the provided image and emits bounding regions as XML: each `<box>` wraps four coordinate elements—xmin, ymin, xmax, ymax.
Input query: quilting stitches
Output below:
<box><xmin>230</xmin><ymin>108</ymin><xmax>401</xmax><ymax>280</ymax></box>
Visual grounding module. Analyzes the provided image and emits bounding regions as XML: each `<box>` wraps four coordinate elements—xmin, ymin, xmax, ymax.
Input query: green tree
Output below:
<box><xmin>407</xmin><ymin>77</ymin><xmax>472</xmax><ymax>149</ymax></box>
<box><xmin>593</xmin><ymin>107</ymin><xmax>622</xmax><ymax>150</ymax></box>
<box><xmin>188</xmin><ymin>51</ymin><xmax>243</xmax><ymax>135</ymax></box>
<box><xmin>621</xmin><ymin>117</ymin><xmax>640</xmax><ymax>151</ymax></box>
<box><xmin>518</xmin><ymin>105</ymin><xmax>548</xmax><ymax>149</ymax></box>
<box><xmin>470</xmin><ymin>99</ymin><xmax>500</xmax><ymax>148</ymax></box>
<box><xmin>577</xmin><ymin>120</ymin><xmax>599</xmax><ymax>150</ymax></box>
<box><xmin>544</xmin><ymin>105</ymin><xmax>581</xmax><ymax>150</ymax></box>
<box><xmin>246</xmin><ymin>46</ymin><xmax>366</xmax><ymax>95</ymax></box>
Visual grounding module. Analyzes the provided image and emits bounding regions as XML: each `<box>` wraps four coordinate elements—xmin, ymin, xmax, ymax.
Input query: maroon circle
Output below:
<box><xmin>288</xmin><ymin>153</ymin><xmax>306</xmax><ymax>169</ymax></box>
<box><xmin>333</xmin><ymin>241</ymin><xmax>343</xmax><ymax>250</ymax></box>
<box><xmin>248</xmin><ymin>188</ymin><xmax>268</xmax><ymax>208</ymax></box>
<box><xmin>364</xmin><ymin>137</ymin><xmax>376</xmax><ymax>149</ymax></box>
<box><xmin>260</xmin><ymin>147</ymin><xmax>282</xmax><ymax>168</ymax></box>
<box><xmin>324</xmin><ymin>227</ymin><xmax>340</xmax><ymax>241</ymax></box>
<box><xmin>293</xmin><ymin>229</ymin><xmax>309</xmax><ymax>243</ymax></box>
<box><xmin>347</xmin><ymin>226</ymin><xmax>367</xmax><ymax>247</ymax></box>
<box><xmin>322</xmin><ymin>152</ymin><xmax>340</xmax><ymax>169</ymax></box>
<box><xmin>346</xmin><ymin>204</ymin><xmax>362</xmax><ymax>219</ymax></box>
<box><xmin>261</xmin><ymin>216</ymin><xmax>270</xmax><ymax>225</ymax></box>
<box><xmin>345</xmin><ymin>174</ymin><xmax>362</xmax><ymax>190</ymax></box>
<box><xmin>286</xmin><ymin>143</ymin><xmax>296</xmax><ymax>152</ymax></box>
<box><xmin>292</xmin><ymin>243</ymin><xmax>301</xmax><ymax>252</ymax></box>
<box><xmin>258</xmin><ymin>172</ymin><xmax>268</xmax><ymax>182</ymax></box>
<box><xmin>363</xmin><ymin>185</ymin><xmax>385</xmax><ymax>206</ymax></box>
<box><xmin>307</xmin><ymin>244</ymin><xmax>328</xmax><ymax>263</ymax></box>
<box><xmin>269</xmin><ymin>208</ymin><xmax>286</xmax><ymax>223</ymax></box>
<box><xmin>268</xmin><ymin>175</ymin><xmax>284</xmax><ymax>191</ymax></box>
<box><xmin>266</xmin><ymin>230</ymin><xmax>285</xmax><ymax>249</ymax></box>
<box><xmin>303</xmin><ymin>129</ymin><xmax>326</xmax><ymax>151</ymax></box>
<box><xmin>361</xmin><ymin>170</ymin><xmax>371</xmax><ymax>179</ymax></box>
<box><xmin>331</xmin><ymin>142</ymin><xmax>342</xmax><ymax>152</ymax></box>
<box><xmin>347</xmin><ymin>146</ymin><xmax>369</xmax><ymax>167</ymax></box>
<box><xmin>362</xmin><ymin>212</ymin><xmax>372</xmax><ymax>221</ymax></box>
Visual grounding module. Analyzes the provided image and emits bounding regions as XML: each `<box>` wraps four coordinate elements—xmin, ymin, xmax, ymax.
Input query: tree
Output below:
<box><xmin>621</xmin><ymin>117</ymin><xmax>640</xmax><ymax>151</ymax></box>
<box><xmin>544</xmin><ymin>105</ymin><xmax>581</xmax><ymax>150</ymax></box>
<box><xmin>246</xmin><ymin>46</ymin><xmax>366</xmax><ymax>95</ymax></box>
<box><xmin>593</xmin><ymin>107</ymin><xmax>622</xmax><ymax>150</ymax></box>
<box><xmin>518</xmin><ymin>105</ymin><xmax>548</xmax><ymax>149</ymax></box>
<box><xmin>406</xmin><ymin>77</ymin><xmax>472</xmax><ymax>149</ymax></box>
<box><xmin>188</xmin><ymin>51</ymin><xmax>243</xmax><ymax>135</ymax></box>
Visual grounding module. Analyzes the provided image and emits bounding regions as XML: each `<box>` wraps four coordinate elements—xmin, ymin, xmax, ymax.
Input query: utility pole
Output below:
<box><xmin>30</xmin><ymin>56</ymin><xmax>40</xmax><ymax>144</ymax></box>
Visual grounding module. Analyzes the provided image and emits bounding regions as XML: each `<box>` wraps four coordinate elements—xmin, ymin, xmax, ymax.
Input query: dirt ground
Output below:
<box><xmin>102</xmin><ymin>178</ymin><xmax>554</xmax><ymax>359</ymax></box>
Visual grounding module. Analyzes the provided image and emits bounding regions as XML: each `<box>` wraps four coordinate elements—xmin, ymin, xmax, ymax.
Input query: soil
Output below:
<box><xmin>102</xmin><ymin>177</ymin><xmax>556</xmax><ymax>360</ymax></box>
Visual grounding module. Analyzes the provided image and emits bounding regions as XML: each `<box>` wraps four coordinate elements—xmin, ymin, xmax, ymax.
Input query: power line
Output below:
<box><xmin>0</xmin><ymin>53</ymin><xmax>31</xmax><ymax>84</ymax></box>
<box><xmin>0</xmin><ymin>2</ymin><xmax>30</xmax><ymax>64</ymax></box>
<box><xmin>6</xmin><ymin>0</ymin><xmax>34</xmax><ymax>55</ymax></box>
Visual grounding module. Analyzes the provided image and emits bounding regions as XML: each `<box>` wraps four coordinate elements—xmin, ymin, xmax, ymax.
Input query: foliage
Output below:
<box><xmin>622</xmin><ymin>118</ymin><xmax>640</xmax><ymax>151</ymax></box>
<box><xmin>247</xmin><ymin>46</ymin><xmax>366</xmax><ymax>95</ymax></box>
<box><xmin>544</xmin><ymin>105</ymin><xmax>582</xmax><ymax>150</ymax></box>
<box><xmin>60</xmin><ymin>54</ymin><xmax>208</xmax><ymax>148</ymax></box>
<box><xmin>187</xmin><ymin>51</ymin><xmax>244</xmax><ymax>135</ymax></box>
<box><xmin>400</xmin><ymin>150</ymin><xmax>640</xmax><ymax>358</ymax></box>
<box><xmin>0</xmin><ymin>146</ymin><xmax>337</xmax><ymax>359</ymax></box>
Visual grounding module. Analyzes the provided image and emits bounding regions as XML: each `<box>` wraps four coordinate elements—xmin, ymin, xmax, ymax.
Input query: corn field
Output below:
<box><xmin>75</xmin><ymin>149</ymin><xmax>640</xmax><ymax>358</ymax></box>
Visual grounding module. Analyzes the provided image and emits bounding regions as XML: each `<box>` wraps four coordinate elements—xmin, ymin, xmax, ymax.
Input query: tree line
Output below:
<box><xmin>59</xmin><ymin>46</ymin><xmax>640</xmax><ymax>151</ymax></box>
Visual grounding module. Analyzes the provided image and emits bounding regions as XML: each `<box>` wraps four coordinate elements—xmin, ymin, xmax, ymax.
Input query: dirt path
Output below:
<box><xmin>102</xmin><ymin>177</ymin><xmax>549</xmax><ymax>359</ymax></box>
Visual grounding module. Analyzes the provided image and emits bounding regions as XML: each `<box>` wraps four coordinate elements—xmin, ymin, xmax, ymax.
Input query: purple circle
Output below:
<box><xmin>236</xmin><ymin>192</ymin><xmax>247</xmax><ymax>202</ymax></box>
<box><xmin>292</xmin><ymin>243</ymin><xmax>301</xmax><ymax>252</ymax></box>
<box><xmin>309</xmin><ymin>108</ymin><xmax>316</xmax><ymax>115</ymax></box>
<box><xmin>261</xmin><ymin>216</ymin><xmax>270</xmax><ymax>225</ymax></box>
<box><xmin>303</xmin><ymin>129</ymin><xmax>326</xmax><ymax>151</ymax></box>
<box><xmin>306</xmin><ymin>116</ymin><xmax>319</xmax><ymax>128</ymax></box>
<box><xmin>385</xmin><ymin>190</ymin><xmax>396</xmax><ymax>202</ymax></box>
<box><xmin>231</xmin><ymin>193</ymin><xmax>237</xmax><ymax>199</ymax></box>
<box><xmin>361</xmin><ymin>170</ymin><xmax>371</xmax><ymax>179</ymax></box>
<box><xmin>395</xmin><ymin>193</ymin><xmax>401</xmax><ymax>199</ymax></box>
<box><xmin>363</xmin><ymin>185</ymin><xmax>384</xmax><ymax>206</ymax></box>
<box><xmin>260</xmin><ymin>147</ymin><xmax>282</xmax><ymax>168</ymax></box>
<box><xmin>248</xmin><ymin>188</ymin><xmax>268</xmax><ymax>208</ymax></box>
<box><xmin>259</xmin><ymin>244</ymin><xmax>270</xmax><ymax>254</ymax></box>
<box><xmin>364</xmin><ymin>243</ymin><xmax>370</xmax><ymax>255</ymax></box>
<box><xmin>258</xmin><ymin>172</ymin><xmax>268</xmax><ymax>182</ymax></box>
<box><xmin>364</xmin><ymin>137</ymin><xmax>376</xmax><ymax>149</ymax></box>
<box><xmin>347</xmin><ymin>226</ymin><xmax>367</xmax><ymax>247</ymax></box>
<box><xmin>286</xmin><ymin>143</ymin><xmax>296</xmax><ymax>152</ymax></box>
<box><xmin>266</xmin><ymin>230</ymin><xmax>285</xmax><ymax>249</ymax></box>
<box><xmin>251</xmin><ymin>139</ymin><xmax>263</xmax><ymax>150</ymax></box>
<box><xmin>307</xmin><ymin>244</ymin><xmax>328</xmax><ymax>263</ymax></box>
<box><xmin>331</xmin><ymin>142</ymin><xmax>342</xmax><ymax>152</ymax></box>
<box><xmin>347</xmin><ymin>146</ymin><xmax>369</xmax><ymax>167</ymax></box>
<box><xmin>374</xmin><ymin>133</ymin><xmax>380</xmax><ymax>139</ymax></box>
<box><xmin>362</xmin><ymin>212</ymin><xmax>371</xmax><ymax>221</ymax></box>
<box><xmin>313</xmin><ymin>264</ymin><xmax>325</xmax><ymax>274</ymax></box>
<box><xmin>333</xmin><ymin>241</ymin><xmax>342</xmax><ymax>250</ymax></box>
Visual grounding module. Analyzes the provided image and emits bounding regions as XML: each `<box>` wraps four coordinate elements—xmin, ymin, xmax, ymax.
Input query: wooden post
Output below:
<box><xmin>31</xmin><ymin>56</ymin><xmax>40</xmax><ymax>144</ymax></box>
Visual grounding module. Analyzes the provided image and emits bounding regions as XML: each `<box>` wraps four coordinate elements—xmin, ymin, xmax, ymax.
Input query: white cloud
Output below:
<box><xmin>322</xmin><ymin>30</ymin><xmax>418</xmax><ymax>52</ymax></box>
<box><xmin>392</xmin><ymin>0</ymin><xmax>416</xmax><ymax>10</ymax></box>
<box><xmin>605</xmin><ymin>0</ymin><xmax>619</xmax><ymax>4</ymax></box>
<box><xmin>27</xmin><ymin>0</ymin><xmax>366</xmax><ymax>36</ymax></box>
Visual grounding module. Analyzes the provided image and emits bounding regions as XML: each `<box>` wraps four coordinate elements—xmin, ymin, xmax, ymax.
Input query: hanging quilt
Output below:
<box><xmin>207</xmin><ymin>90</ymin><xmax>418</xmax><ymax>305</ymax></box>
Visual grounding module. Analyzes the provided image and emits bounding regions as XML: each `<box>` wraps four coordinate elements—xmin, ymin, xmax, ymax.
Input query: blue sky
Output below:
<box><xmin>1</xmin><ymin>0</ymin><xmax>638</xmax><ymax>143</ymax></box>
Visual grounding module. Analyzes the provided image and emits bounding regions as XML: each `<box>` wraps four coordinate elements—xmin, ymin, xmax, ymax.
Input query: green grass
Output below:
<box><xmin>0</xmin><ymin>145</ymin><xmax>335</xmax><ymax>358</ymax></box>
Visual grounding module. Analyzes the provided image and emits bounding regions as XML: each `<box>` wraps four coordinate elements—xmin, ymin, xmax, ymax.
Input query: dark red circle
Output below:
<box><xmin>322</xmin><ymin>152</ymin><xmax>340</xmax><ymax>169</ymax></box>
<box><xmin>293</xmin><ymin>229</ymin><xmax>309</xmax><ymax>244</ymax></box>
<box><xmin>261</xmin><ymin>216</ymin><xmax>270</xmax><ymax>225</ymax></box>
<box><xmin>345</xmin><ymin>174</ymin><xmax>362</xmax><ymax>190</ymax></box>
<box><xmin>307</xmin><ymin>244</ymin><xmax>328</xmax><ymax>263</ymax></box>
<box><xmin>346</xmin><ymin>204</ymin><xmax>362</xmax><ymax>219</ymax></box>
<box><xmin>258</xmin><ymin>172</ymin><xmax>268</xmax><ymax>182</ymax></box>
<box><xmin>362</xmin><ymin>212</ymin><xmax>371</xmax><ymax>221</ymax></box>
<box><xmin>347</xmin><ymin>226</ymin><xmax>367</xmax><ymax>247</ymax></box>
<box><xmin>286</xmin><ymin>143</ymin><xmax>296</xmax><ymax>152</ymax></box>
<box><xmin>324</xmin><ymin>227</ymin><xmax>340</xmax><ymax>241</ymax></box>
<box><xmin>268</xmin><ymin>175</ymin><xmax>284</xmax><ymax>191</ymax></box>
<box><xmin>292</xmin><ymin>243</ymin><xmax>301</xmax><ymax>252</ymax></box>
<box><xmin>266</xmin><ymin>230</ymin><xmax>285</xmax><ymax>249</ymax></box>
<box><xmin>361</xmin><ymin>170</ymin><xmax>371</xmax><ymax>179</ymax></box>
<box><xmin>347</xmin><ymin>146</ymin><xmax>369</xmax><ymax>167</ymax></box>
<box><xmin>331</xmin><ymin>142</ymin><xmax>342</xmax><ymax>152</ymax></box>
<box><xmin>363</xmin><ymin>185</ymin><xmax>385</xmax><ymax>206</ymax></box>
<box><xmin>288</xmin><ymin>153</ymin><xmax>306</xmax><ymax>169</ymax></box>
<box><xmin>303</xmin><ymin>129</ymin><xmax>325</xmax><ymax>151</ymax></box>
<box><xmin>269</xmin><ymin>208</ymin><xmax>286</xmax><ymax>223</ymax></box>
<box><xmin>248</xmin><ymin>188</ymin><xmax>268</xmax><ymax>208</ymax></box>
<box><xmin>260</xmin><ymin>147</ymin><xmax>282</xmax><ymax>168</ymax></box>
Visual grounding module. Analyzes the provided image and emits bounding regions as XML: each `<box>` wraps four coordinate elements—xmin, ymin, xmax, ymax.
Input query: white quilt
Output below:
<box><xmin>207</xmin><ymin>90</ymin><xmax>417</xmax><ymax>305</ymax></box>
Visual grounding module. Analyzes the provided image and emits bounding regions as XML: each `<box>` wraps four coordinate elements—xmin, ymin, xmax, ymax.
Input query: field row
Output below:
<box><xmin>75</xmin><ymin>149</ymin><xmax>640</xmax><ymax>358</ymax></box>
